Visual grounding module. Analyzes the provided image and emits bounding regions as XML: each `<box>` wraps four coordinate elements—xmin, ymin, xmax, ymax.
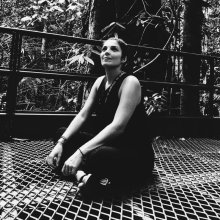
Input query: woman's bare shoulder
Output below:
<box><xmin>96</xmin><ymin>75</ymin><xmax>105</xmax><ymax>82</ymax></box>
<box><xmin>93</xmin><ymin>75</ymin><xmax>105</xmax><ymax>89</ymax></box>
<box><xmin>123</xmin><ymin>75</ymin><xmax>141</xmax><ymax>87</ymax></box>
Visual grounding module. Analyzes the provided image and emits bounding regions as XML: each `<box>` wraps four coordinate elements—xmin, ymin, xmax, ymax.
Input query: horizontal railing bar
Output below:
<box><xmin>0</xmin><ymin>68</ymin><xmax>11</xmax><ymax>75</ymax></box>
<box><xmin>0</xmin><ymin>26</ymin><xmax>102</xmax><ymax>46</ymax></box>
<box><xmin>128</xmin><ymin>44</ymin><xmax>220</xmax><ymax>60</ymax></box>
<box><xmin>14</xmin><ymin>112</ymin><xmax>78</xmax><ymax>116</ymax></box>
<box><xmin>19</xmin><ymin>69</ymin><xmax>99</xmax><ymax>81</ymax></box>
<box><xmin>0</xmin><ymin>26</ymin><xmax>220</xmax><ymax>60</ymax></box>
<box><xmin>0</xmin><ymin>111</ymin><xmax>218</xmax><ymax>120</ymax></box>
<box><xmin>0</xmin><ymin>111</ymin><xmax>77</xmax><ymax>117</ymax></box>
<box><xmin>9</xmin><ymin>112</ymin><xmax>220</xmax><ymax>119</ymax></box>
<box><xmin>139</xmin><ymin>80</ymin><xmax>218</xmax><ymax>90</ymax></box>
<box><xmin>0</xmin><ymin>68</ymin><xmax>98</xmax><ymax>81</ymax></box>
<box><xmin>0</xmin><ymin>68</ymin><xmax>219</xmax><ymax>91</ymax></box>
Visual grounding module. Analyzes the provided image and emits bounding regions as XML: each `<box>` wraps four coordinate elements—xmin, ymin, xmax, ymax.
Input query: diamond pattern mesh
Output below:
<box><xmin>1</xmin><ymin>138</ymin><xmax>220</xmax><ymax>220</ymax></box>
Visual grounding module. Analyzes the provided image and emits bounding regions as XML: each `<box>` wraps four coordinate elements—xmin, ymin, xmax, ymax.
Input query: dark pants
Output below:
<box><xmin>54</xmin><ymin>127</ymin><xmax>154</xmax><ymax>187</ymax></box>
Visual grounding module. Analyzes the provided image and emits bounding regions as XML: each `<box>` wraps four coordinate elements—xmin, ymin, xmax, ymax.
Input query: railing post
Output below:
<box><xmin>5</xmin><ymin>31</ymin><xmax>22</xmax><ymax>138</ymax></box>
<box><xmin>207</xmin><ymin>58</ymin><xmax>214</xmax><ymax>117</ymax></box>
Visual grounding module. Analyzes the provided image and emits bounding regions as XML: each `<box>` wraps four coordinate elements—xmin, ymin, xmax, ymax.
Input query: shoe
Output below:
<box><xmin>79</xmin><ymin>175</ymin><xmax>113</xmax><ymax>199</ymax></box>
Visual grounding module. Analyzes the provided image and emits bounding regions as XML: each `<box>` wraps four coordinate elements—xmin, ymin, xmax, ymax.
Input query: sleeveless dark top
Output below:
<box><xmin>93</xmin><ymin>73</ymin><xmax>150</xmax><ymax>150</ymax></box>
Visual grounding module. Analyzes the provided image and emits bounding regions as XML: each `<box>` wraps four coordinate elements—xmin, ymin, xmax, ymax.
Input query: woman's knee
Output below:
<box><xmin>89</xmin><ymin>146</ymin><xmax>120</xmax><ymax>161</ymax></box>
<box><xmin>85</xmin><ymin>146</ymin><xmax>121</xmax><ymax>174</ymax></box>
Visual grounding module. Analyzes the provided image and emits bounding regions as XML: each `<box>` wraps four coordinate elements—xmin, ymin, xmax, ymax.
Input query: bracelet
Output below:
<box><xmin>78</xmin><ymin>148</ymin><xmax>85</xmax><ymax>157</ymax></box>
<box><xmin>78</xmin><ymin>173</ymin><xmax>87</xmax><ymax>183</ymax></box>
<box><xmin>57</xmin><ymin>136</ymin><xmax>67</xmax><ymax>145</ymax></box>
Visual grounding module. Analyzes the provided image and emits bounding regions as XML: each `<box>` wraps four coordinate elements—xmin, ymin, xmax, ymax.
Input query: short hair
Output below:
<box><xmin>102</xmin><ymin>37</ymin><xmax>128</xmax><ymax>59</ymax></box>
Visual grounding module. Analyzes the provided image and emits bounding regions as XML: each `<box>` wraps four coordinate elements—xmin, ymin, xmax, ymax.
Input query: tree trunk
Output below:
<box><xmin>87</xmin><ymin>0</ymin><xmax>163</xmax><ymax>74</ymax></box>
<box><xmin>87</xmin><ymin>0</ymin><xmax>117</xmax><ymax>75</ymax></box>
<box><xmin>88</xmin><ymin>0</ymin><xmax>118</xmax><ymax>40</ymax></box>
<box><xmin>180</xmin><ymin>0</ymin><xmax>203</xmax><ymax>116</ymax></box>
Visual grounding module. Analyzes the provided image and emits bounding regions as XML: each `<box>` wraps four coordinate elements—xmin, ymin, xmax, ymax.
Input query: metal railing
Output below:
<box><xmin>0</xmin><ymin>26</ymin><xmax>220</xmax><ymax>137</ymax></box>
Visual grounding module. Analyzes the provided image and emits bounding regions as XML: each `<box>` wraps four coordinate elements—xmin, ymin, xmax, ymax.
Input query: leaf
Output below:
<box><xmin>76</xmin><ymin>2</ymin><xmax>83</xmax><ymax>7</ymax></box>
<box><xmin>50</xmin><ymin>24</ymin><xmax>58</xmax><ymax>31</ymax></box>
<box><xmin>38</xmin><ymin>0</ymin><xmax>48</xmax><ymax>5</ymax></box>
<box><xmin>31</xmin><ymin>6</ymin><xmax>39</xmax><ymax>10</ymax></box>
<box><xmin>76</xmin><ymin>11</ymin><xmax>82</xmax><ymax>17</ymax></box>
<box><xmin>35</xmin><ymin>78</ymin><xmax>42</xmax><ymax>84</ymax></box>
<box><xmin>41</xmin><ymin>15</ymin><xmax>48</xmax><ymax>20</ymax></box>
<box><xmin>152</xmin><ymin>93</ymin><xmax>159</xmax><ymax>98</ymax></box>
<box><xmin>91</xmin><ymin>49</ymin><xmax>100</xmax><ymax>56</ymax></box>
<box><xmin>67</xmin><ymin>5</ymin><xmax>78</xmax><ymax>11</ymax></box>
<box><xmin>32</xmin><ymin>14</ymin><xmax>38</xmax><ymax>19</ymax></box>
<box><xmin>146</xmin><ymin>105</ymin><xmax>155</xmax><ymax>115</ymax></box>
<box><xmin>78</xmin><ymin>54</ymin><xmax>84</xmax><ymax>64</ymax></box>
<box><xmin>20</xmin><ymin>77</ymin><xmax>28</xmax><ymax>84</ymax></box>
<box><xmin>66</xmin><ymin>55</ymin><xmax>81</xmax><ymax>65</ymax></box>
<box><xmin>56</xmin><ymin>106</ymin><xmax>65</xmax><ymax>111</ymax></box>
<box><xmin>49</xmin><ymin>6</ymin><xmax>64</xmax><ymax>12</ymax></box>
<box><xmin>144</xmin><ymin>96</ymin><xmax>149</xmax><ymax>101</ymax></box>
<box><xmin>84</xmin><ymin>56</ymin><xmax>94</xmax><ymax>65</ymax></box>
<box><xmin>21</xmin><ymin>16</ymin><xmax>32</xmax><ymax>22</ymax></box>
<box><xmin>67</xmin><ymin>98</ymin><xmax>73</xmax><ymax>103</ymax></box>
<box><xmin>58</xmin><ymin>0</ymin><xmax>66</xmax><ymax>4</ymax></box>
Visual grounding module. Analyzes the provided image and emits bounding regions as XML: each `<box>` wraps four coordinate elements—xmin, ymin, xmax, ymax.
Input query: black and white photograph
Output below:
<box><xmin>0</xmin><ymin>0</ymin><xmax>220</xmax><ymax>219</ymax></box>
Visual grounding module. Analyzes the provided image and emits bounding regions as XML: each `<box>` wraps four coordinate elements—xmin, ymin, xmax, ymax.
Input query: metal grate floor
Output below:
<box><xmin>1</xmin><ymin>137</ymin><xmax>220</xmax><ymax>220</ymax></box>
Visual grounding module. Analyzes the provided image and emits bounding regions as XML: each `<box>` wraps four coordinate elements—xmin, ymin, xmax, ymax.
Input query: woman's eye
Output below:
<box><xmin>101</xmin><ymin>46</ymin><xmax>107</xmax><ymax>51</ymax></box>
<box><xmin>101</xmin><ymin>46</ymin><xmax>119</xmax><ymax>52</ymax></box>
<box><xmin>111</xmin><ymin>46</ymin><xmax>118</xmax><ymax>51</ymax></box>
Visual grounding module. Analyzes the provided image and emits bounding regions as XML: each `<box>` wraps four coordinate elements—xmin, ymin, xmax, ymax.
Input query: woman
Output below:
<box><xmin>46</xmin><ymin>37</ymin><xmax>154</xmax><ymax>198</ymax></box>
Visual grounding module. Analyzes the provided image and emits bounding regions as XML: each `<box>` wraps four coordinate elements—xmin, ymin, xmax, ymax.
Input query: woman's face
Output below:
<box><xmin>100</xmin><ymin>39</ymin><xmax>123</xmax><ymax>68</ymax></box>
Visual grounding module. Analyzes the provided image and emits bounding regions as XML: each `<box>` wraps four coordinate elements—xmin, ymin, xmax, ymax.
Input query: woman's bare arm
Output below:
<box><xmin>61</xmin><ymin>76</ymin><xmax>104</xmax><ymax>140</ymax></box>
<box><xmin>80</xmin><ymin>75</ymin><xmax>141</xmax><ymax>154</ymax></box>
<box><xmin>46</xmin><ymin>76</ymin><xmax>104</xmax><ymax>168</ymax></box>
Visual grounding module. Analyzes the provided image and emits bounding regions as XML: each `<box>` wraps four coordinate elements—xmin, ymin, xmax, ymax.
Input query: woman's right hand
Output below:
<box><xmin>46</xmin><ymin>143</ymin><xmax>63</xmax><ymax>169</ymax></box>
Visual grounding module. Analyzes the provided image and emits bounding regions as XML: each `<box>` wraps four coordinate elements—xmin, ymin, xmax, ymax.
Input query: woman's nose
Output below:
<box><xmin>104</xmin><ymin>49</ymin><xmax>110</xmax><ymax>55</ymax></box>
<box><xmin>104</xmin><ymin>47</ymin><xmax>111</xmax><ymax>54</ymax></box>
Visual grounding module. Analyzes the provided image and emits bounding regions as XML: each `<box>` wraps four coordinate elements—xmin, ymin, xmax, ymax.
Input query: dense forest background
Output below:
<box><xmin>0</xmin><ymin>0</ymin><xmax>220</xmax><ymax>117</ymax></box>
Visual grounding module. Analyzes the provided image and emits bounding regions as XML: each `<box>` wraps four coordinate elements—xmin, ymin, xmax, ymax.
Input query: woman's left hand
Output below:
<box><xmin>62</xmin><ymin>150</ymin><xmax>83</xmax><ymax>176</ymax></box>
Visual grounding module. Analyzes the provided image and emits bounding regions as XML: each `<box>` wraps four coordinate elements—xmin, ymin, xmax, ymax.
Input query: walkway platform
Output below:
<box><xmin>1</xmin><ymin>137</ymin><xmax>220</xmax><ymax>220</ymax></box>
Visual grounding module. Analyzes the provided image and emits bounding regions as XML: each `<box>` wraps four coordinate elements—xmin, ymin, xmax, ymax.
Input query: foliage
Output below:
<box><xmin>144</xmin><ymin>90</ymin><xmax>168</xmax><ymax>116</ymax></box>
<box><xmin>0</xmin><ymin>0</ymin><xmax>220</xmax><ymax>115</ymax></box>
<box><xmin>0</xmin><ymin>92</ymin><xmax>6</xmax><ymax>110</ymax></box>
<box><xmin>127</xmin><ymin>0</ymin><xmax>180</xmax><ymax>75</ymax></box>
<box><xmin>200</xmin><ymin>90</ymin><xmax>220</xmax><ymax>117</ymax></box>
<box><xmin>203</xmin><ymin>0</ymin><xmax>220</xmax><ymax>55</ymax></box>
<box><xmin>20</xmin><ymin>0</ymin><xmax>85</xmax><ymax>35</ymax></box>
<box><xmin>16</xmin><ymin>77</ymin><xmax>82</xmax><ymax>111</ymax></box>
<box><xmin>0</xmin><ymin>0</ymin><xmax>31</xmax><ymax>27</ymax></box>
<box><xmin>0</xmin><ymin>0</ymin><xmax>91</xmax><ymax>112</ymax></box>
<box><xmin>65</xmin><ymin>43</ymin><xmax>94</xmax><ymax>71</ymax></box>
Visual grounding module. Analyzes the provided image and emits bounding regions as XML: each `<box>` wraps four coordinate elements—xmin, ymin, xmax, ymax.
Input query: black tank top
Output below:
<box><xmin>93</xmin><ymin>73</ymin><xmax>149</xmax><ymax>149</ymax></box>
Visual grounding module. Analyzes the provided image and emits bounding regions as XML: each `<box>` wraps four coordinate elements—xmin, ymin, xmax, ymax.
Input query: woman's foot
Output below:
<box><xmin>76</xmin><ymin>171</ymin><xmax>113</xmax><ymax>199</ymax></box>
<box><xmin>76</xmin><ymin>170</ymin><xmax>91</xmax><ymax>188</ymax></box>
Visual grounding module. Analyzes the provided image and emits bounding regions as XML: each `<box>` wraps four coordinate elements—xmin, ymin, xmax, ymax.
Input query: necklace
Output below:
<box><xmin>104</xmin><ymin>71</ymin><xmax>125</xmax><ymax>103</ymax></box>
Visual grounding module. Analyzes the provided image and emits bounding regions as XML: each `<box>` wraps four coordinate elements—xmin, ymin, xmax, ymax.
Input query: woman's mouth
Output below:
<box><xmin>103</xmin><ymin>57</ymin><xmax>111</xmax><ymax>61</ymax></box>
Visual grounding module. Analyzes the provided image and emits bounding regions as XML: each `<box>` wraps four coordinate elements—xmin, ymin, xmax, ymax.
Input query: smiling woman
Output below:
<box><xmin>100</xmin><ymin>38</ymin><xmax>127</xmax><ymax>69</ymax></box>
<box><xmin>46</xmin><ymin>37</ymin><xmax>155</xmax><ymax>199</ymax></box>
